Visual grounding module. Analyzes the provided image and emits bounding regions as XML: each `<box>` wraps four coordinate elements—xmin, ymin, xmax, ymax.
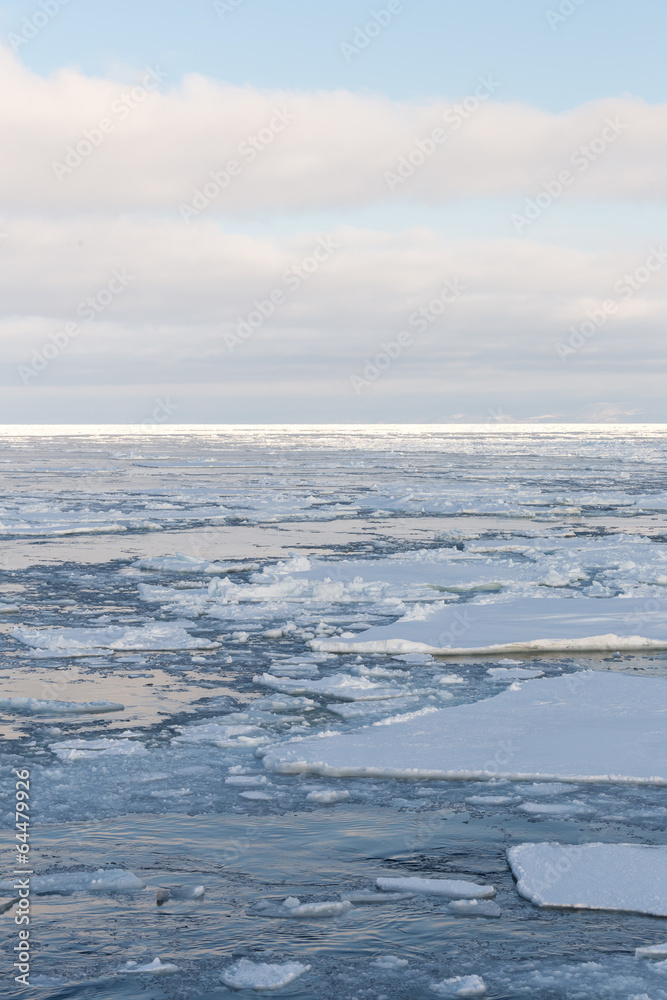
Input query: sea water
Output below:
<box><xmin>1</xmin><ymin>424</ymin><xmax>667</xmax><ymax>999</ymax></box>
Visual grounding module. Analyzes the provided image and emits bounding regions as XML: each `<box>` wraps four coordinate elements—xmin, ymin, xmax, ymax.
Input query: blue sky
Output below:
<box><xmin>0</xmin><ymin>0</ymin><xmax>665</xmax><ymax>423</ymax></box>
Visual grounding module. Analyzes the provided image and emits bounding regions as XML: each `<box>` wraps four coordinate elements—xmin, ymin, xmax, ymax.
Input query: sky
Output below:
<box><xmin>1</xmin><ymin>0</ymin><xmax>666</xmax><ymax>423</ymax></box>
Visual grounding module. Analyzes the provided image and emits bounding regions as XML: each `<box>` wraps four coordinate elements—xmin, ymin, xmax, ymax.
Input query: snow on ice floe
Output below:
<box><xmin>0</xmin><ymin>870</ymin><xmax>145</xmax><ymax>895</ymax></box>
<box><xmin>220</xmin><ymin>958</ymin><xmax>310</xmax><ymax>991</ymax></box>
<box><xmin>254</xmin><ymin>671</ymin><xmax>409</xmax><ymax>702</ymax></box>
<box><xmin>12</xmin><ymin>622</ymin><xmax>219</xmax><ymax>654</ymax></box>
<box><xmin>507</xmin><ymin>843</ymin><xmax>667</xmax><ymax>916</ymax></box>
<box><xmin>310</xmin><ymin>597</ymin><xmax>667</xmax><ymax>655</ymax></box>
<box><xmin>486</xmin><ymin>666</ymin><xmax>544</xmax><ymax>680</ymax></box>
<box><xmin>172</xmin><ymin>722</ymin><xmax>269</xmax><ymax>748</ymax></box>
<box><xmin>262</xmin><ymin>672</ymin><xmax>667</xmax><ymax>784</ymax></box>
<box><xmin>255</xmin><ymin>897</ymin><xmax>353</xmax><ymax>919</ymax></box>
<box><xmin>431</xmin><ymin>974</ymin><xmax>486</xmax><ymax>997</ymax></box>
<box><xmin>0</xmin><ymin>697</ymin><xmax>124</xmax><ymax>715</ymax></box>
<box><xmin>376</xmin><ymin>878</ymin><xmax>495</xmax><ymax>899</ymax></box>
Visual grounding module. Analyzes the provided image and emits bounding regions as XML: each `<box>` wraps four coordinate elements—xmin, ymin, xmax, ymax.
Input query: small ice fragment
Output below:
<box><xmin>438</xmin><ymin>674</ymin><xmax>465</xmax><ymax>684</ymax></box>
<box><xmin>431</xmin><ymin>974</ymin><xmax>486</xmax><ymax>997</ymax></box>
<box><xmin>156</xmin><ymin>884</ymin><xmax>204</xmax><ymax>902</ymax></box>
<box><xmin>220</xmin><ymin>958</ymin><xmax>310</xmax><ymax>991</ymax></box>
<box><xmin>447</xmin><ymin>899</ymin><xmax>501</xmax><ymax>918</ymax></box>
<box><xmin>120</xmin><ymin>957</ymin><xmax>179</xmax><ymax>975</ymax></box>
<box><xmin>377</xmin><ymin>877</ymin><xmax>495</xmax><ymax>899</ymax></box>
<box><xmin>465</xmin><ymin>795</ymin><xmax>516</xmax><ymax>806</ymax></box>
<box><xmin>306</xmin><ymin>789</ymin><xmax>351</xmax><ymax>804</ymax></box>
<box><xmin>635</xmin><ymin>942</ymin><xmax>667</xmax><ymax>959</ymax></box>
<box><xmin>0</xmin><ymin>870</ymin><xmax>145</xmax><ymax>895</ymax></box>
<box><xmin>373</xmin><ymin>955</ymin><xmax>408</xmax><ymax>969</ymax></box>
<box><xmin>283</xmin><ymin>897</ymin><xmax>300</xmax><ymax>908</ymax></box>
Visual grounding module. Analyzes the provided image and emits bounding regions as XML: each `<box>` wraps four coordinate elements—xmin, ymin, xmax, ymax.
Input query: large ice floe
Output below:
<box><xmin>263</xmin><ymin>671</ymin><xmax>667</xmax><ymax>784</ymax></box>
<box><xmin>12</xmin><ymin>622</ymin><xmax>218</xmax><ymax>655</ymax></box>
<box><xmin>310</xmin><ymin>596</ymin><xmax>667</xmax><ymax>655</ymax></box>
<box><xmin>507</xmin><ymin>843</ymin><xmax>667</xmax><ymax>916</ymax></box>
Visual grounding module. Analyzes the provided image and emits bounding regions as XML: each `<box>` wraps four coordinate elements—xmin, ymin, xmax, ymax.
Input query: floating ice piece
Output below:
<box><xmin>284</xmin><ymin>899</ymin><xmax>352</xmax><ymax>917</ymax></box>
<box><xmin>519</xmin><ymin>800</ymin><xmax>593</xmax><ymax>816</ymax></box>
<box><xmin>255</xmin><ymin>672</ymin><xmax>407</xmax><ymax>702</ymax></box>
<box><xmin>0</xmin><ymin>604</ymin><xmax>19</xmax><ymax>613</ymax></box>
<box><xmin>377</xmin><ymin>878</ymin><xmax>495</xmax><ymax>899</ymax></box>
<box><xmin>326</xmin><ymin>697</ymin><xmax>420</xmax><ymax>719</ymax></box>
<box><xmin>252</xmin><ymin>693</ymin><xmax>316</xmax><ymax>712</ymax></box>
<box><xmin>431</xmin><ymin>974</ymin><xmax>486</xmax><ymax>997</ymax></box>
<box><xmin>306</xmin><ymin>789</ymin><xmax>351</xmax><ymax>804</ymax></box>
<box><xmin>172</xmin><ymin>722</ymin><xmax>267</xmax><ymax>748</ymax></box>
<box><xmin>465</xmin><ymin>795</ymin><xmax>517</xmax><ymax>806</ymax></box>
<box><xmin>120</xmin><ymin>958</ymin><xmax>179</xmax><ymax>975</ymax></box>
<box><xmin>635</xmin><ymin>942</ymin><xmax>667</xmax><ymax>959</ymax></box>
<box><xmin>156</xmin><ymin>885</ymin><xmax>204</xmax><ymax>904</ymax></box>
<box><xmin>49</xmin><ymin>738</ymin><xmax>147</xmax><ymax>760</ymax></box>
<box><xmin>0</xmin><ymin>870</ymin><xmax>145</xmax><ymax>895</ymax></box>
<box><xmin>486</xmin><ymin>667</ymin><xmax>544</xmax><ymax>680</ymax></box>
<box><xmin>13</xmin><ymin>622</ymin><xmax>218</xmax><ymax>654</ymax></box>
<box><xmin>310</xmin><ymin>597</ymin><xmax>667</xmax><ymax>655</ymax></box>
<box><xmin>0</xmin><ymin>697</ymin><xmax>124</xmax><ymax>715</ymax></box>
<box><xmin>263</xmin><ymin>672</ymin><xmax>667</xmax><ymax>786</ymax></box>
<box><xmin>507</xmin><ymin>843</ymin><xmax>667</xmax><ymax>916</ymax></box>
<box><xmin>221</xmin><ymin>958</ymin><xmax>310</xmax><ymax>991</ymax></box>
<box><xmin>447</xmin><ymin>899</ymin><xmax>501</xmax><ymax>918</ymax></box>
<box><xmin>373</xmin><ymin>955</ymin><xmax>408</xmax><ymax>969</ymax></box>
<box><xmin>133</xmin><ymin>552</ymin><xmax>259</xmax><ymax>574</ymax></box>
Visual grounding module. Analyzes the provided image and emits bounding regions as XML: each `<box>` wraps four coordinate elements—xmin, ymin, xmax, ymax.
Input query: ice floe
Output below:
<box><xmin>431</xmin><ymin>974</ymin><xmax>486</xmax><ymax>997</ymax></box>
<box><xmin>635</xmin><ymin>942</ymin><xmax>667</xmax><ymax>959</ymax></box>
<box><xmin>376</xmin><ymin>877</ymin><xmax>495</xmax><ymax>899</ymax></box>
<box><xmin>255</xmin><ymin>671</ymin><xmax>409</xmax><ymax>701</ymax></box>
<box><xmin>49</xmin><ymin>738</ymin><xmax>148</xmax><ymax>760</ymax></box>
<box><xmin>447</xmin><ymin>899</ymin><xmax>501</xmax><ymax>917</ymax></box>
<box><xmin>263</xmin><ymin>672</ymin><xmax>667</xmax><ymax>785</ymax></box>
<box><xmin>13</xmin><ymin>622</ymin><xmax>218</xmax><ymax>654</ymax></box>
<box><xmin>507</xmin><ymin>842</ymin><xmax>667</xmax><ymax>916</ymax></box>
<box><xmin>0</xmin><ymin>870</ymin><xmax>145</xmax><ymax>895</ymax></box>
<box><xmin>220</xmin><ymin>958</ymin><xmax>310</xmax><ymax>991</ymax></box>
<box><xmin>310</xmin><ymin>597</ymin><xmax>667</xmax><ymax>655</ymax></box>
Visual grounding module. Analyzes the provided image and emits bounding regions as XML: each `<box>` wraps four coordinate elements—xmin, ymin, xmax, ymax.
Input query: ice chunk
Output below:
<box><xmin>507</xmin><ymin>843</ymin><xmax>667</xmax><ymax>916</ymax></box>
<box><xmin>255</xmin><ymin>672</ymin><xmax>408</xmax><ymax>701</ymax></box>
<box><xmin>251</xmin><ymin>694</ymin><xmax>316</xmax><ymax>712</ymax></box>
<box><xmin>306</xmin><ymin>789</ymin><xmax>351</xmax><ymax>804</ymax></box>
<box><xmin>172</xmin><ymin>723</ymin><xmax>267</xmax><ymax>748</ymax></box>
<box><xmin>133</xmin><ymin>552</ymin><xmax>259</xmax><ymax>574</ymax></box>
<box><xmin>0</xmin><ymin>870</ymin><xmax>145</xmax><ymax>895</ymax></box>
<box><xmin>0</xmin><ymin>697</ymin><xmax>124</xmax><ymax>715</ymax></box>
<box><xmin>635</xmin><ymin>942</ymin><xmax>667</xmax><ymax>959</ymax></box>
<box><xmin>285</xmin><ymin>899</ymin><xmax>352</xmax><ymax>917</ymax></box>
<box><xmin>466</xmin><ymin>795</ymin><xmax>517</xmax><ymax>806</ymax></box>
<box><xmin>263</xmin><ymin>672</ymin><xmax>667</xmax><ymax>786</ymax></box>
<box><xmin>220</xmin><ymin>958</ymin><xmax>310</xmax><ymax>991</ymax></box>
<box><xmin>431</xmin><ymin>974</ymin><xmax>486</xmax><ymax>997</ymax></box>
<box><xmin>14</xmin><ymin>622</ymin><xmax>219</xmax><ymax>653</ymax></box>
<box><xmin>486</xmin><ymin>666</ymin><xmax>544</xmax><ymax>680</ymax></box>
<box><xmin>310</xmin><ymin>597</ymin><xmax>667</xmax><ymax>655</ymax></box>
<box><xmin>447</xmin><ymin>899</ymin><xmax>501</xmax><ymax>917</ymax></box>
<box><xmin>49</xmin><ymin>738</ymin><xmax>147</xmax><ymax>760</ymax></box>
<box><xmin>377</xmin><ymin>877</ymin><xmax>495</xmax><ymax>899</ymax></box>
<box><xmin>120</xmin><ymin>957</ymin><xmax>179</xmax><ymax>974</ymax></box>
<box><xmin>373</xmin><ymin>955</ymin><xmax>408</xmax><ymax>969</ymax></box>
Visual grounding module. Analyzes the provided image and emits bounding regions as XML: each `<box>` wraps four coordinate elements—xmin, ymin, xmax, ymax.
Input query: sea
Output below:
<box><xmin>1</xmin><ymin>424</ymin><xmax>666</xmax><ymax>999</ymax></box>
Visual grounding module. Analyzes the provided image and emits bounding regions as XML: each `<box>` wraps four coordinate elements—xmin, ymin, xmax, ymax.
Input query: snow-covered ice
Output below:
<box><xmin>120</xmin><ymin>957</ymin><xmax>179</xmax><ymax>975</ymax></box>
<box><xmin>263</xmin><ymin>672</ymin><xmax>667</xmax><ymax>784</ymax></box>
<box><xmin>0</xmin><ymin>697</ymin><xmax>124</xmax><ymax>715</ymax></box>
<box><xmin>13</xmin><ymin>622</ymin><xmax>219</xmax><ymax>653</ymax></box>
<box><xmin>507</xmin><ymin>842</ymin><xmax>667</xmax><ymax>916</ymax></box>
<box><xmin>635</xmin><ymin>942</ymin><xmax>667</xmax><ymax>959</ymax></box>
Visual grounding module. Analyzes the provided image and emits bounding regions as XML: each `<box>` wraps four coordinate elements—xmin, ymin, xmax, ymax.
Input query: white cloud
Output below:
<box><xmin>1</xmin><ymin>46</ymin><xmax>666</xmax><ymax>213</ymax></box>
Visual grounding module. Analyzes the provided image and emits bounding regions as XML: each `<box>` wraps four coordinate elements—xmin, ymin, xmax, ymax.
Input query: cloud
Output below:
<box><xmin>1</xmin><ymin>46</ymin><xmax>666</xmax><ymax>214</ymax></box>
